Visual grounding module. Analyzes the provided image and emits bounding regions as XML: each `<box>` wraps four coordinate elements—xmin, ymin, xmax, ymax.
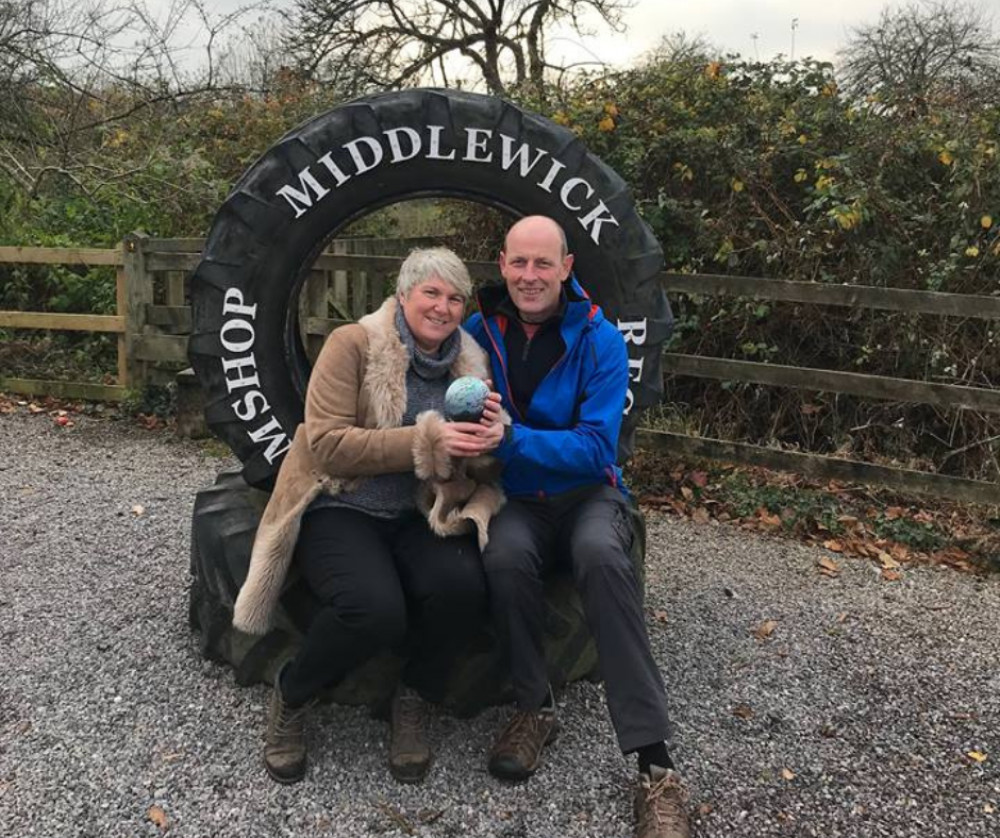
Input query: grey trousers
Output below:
<box><xmin>481</xmin><ymin>484</ymin><xmax>671</xmax><ymax>753</ymax></box>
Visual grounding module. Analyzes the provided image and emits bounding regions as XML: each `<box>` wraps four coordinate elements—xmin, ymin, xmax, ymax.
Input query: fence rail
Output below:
<box><xmin>2</xmin><ymin>238</ymin><xmax>999</xmax><ymax>504</ymax></box>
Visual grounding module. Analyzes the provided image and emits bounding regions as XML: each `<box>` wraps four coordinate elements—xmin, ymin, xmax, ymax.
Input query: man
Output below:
<box><xmin>465</xmin><ymin>216</ymin><xmax>690</xmax><ymax>838</ymax></box>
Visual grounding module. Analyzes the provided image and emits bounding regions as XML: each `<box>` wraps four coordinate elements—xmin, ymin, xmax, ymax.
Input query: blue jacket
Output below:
<box><xmin>465</xmin><ymin>276</ymin><xmax>629</xmax><ymax>498</ymax></box>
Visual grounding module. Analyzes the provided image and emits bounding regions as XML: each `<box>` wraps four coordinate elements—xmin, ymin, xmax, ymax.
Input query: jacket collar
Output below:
<box><xmin>476</xmin><ymin>275</ymin><xmax>602</xmax><ymax>345</ymax></box>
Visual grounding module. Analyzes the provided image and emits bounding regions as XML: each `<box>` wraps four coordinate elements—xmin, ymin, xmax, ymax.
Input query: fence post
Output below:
<box><xmin>121</xmin><ymin>231</ymin><xmax>152</xmax><ymax>389</ymax></box>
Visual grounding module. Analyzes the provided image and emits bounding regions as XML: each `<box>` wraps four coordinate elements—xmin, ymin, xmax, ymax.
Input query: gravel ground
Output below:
<box><xmin>1</xmin><ymin>409</ymin><xmax>999</xmax><ymax>838</ymax></box>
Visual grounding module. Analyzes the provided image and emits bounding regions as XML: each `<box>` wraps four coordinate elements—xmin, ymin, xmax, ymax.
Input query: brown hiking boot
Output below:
<box><xmin>487</xmin><ymin>703</ymin><xmax>558</xmax><ymax>781</ymax></box>
<box><xmin>264</xmin><ymin>671</ymin><xmax>312</xmax><ymax>784</ymax></box>
<box><xmin>634</xmin><ymin>765</ymin><xmax>690</xmax><ymax>838</ymax></box>
<box><xmin>388</xmin><ymin>686</ymin><xmax>432</xmax><ymax>783</ymax></box>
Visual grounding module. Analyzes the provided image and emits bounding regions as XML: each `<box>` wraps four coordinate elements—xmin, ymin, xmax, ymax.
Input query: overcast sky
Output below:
<box><xmin>152</xmin><ymin>0</ymin><xmax>998</xmax><ymax>73</ymax></box>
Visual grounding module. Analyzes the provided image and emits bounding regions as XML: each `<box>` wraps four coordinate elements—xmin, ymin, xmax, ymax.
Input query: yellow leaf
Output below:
<box><xmin>603</xmin><ymin>102</ymin><xmax>619</xmax><ymax>117</ymax></box>
<box><xmin>598</xmin><ymin>115</ymin><xmax>615</xmax><ymax>132</ymax></box>
<box><xmin>982</xmin><ymin>215</ymin><xmax>993</xmax><ymax>229</ymax></box>
<box><xmin>939</xmin><ymin>150</ymin><xmax>954</xmax><ymax>165</ymax></box>
<box><xmin>552</xmin><ymin>111</ymin><xmax>570</xmax><ymax>126</ymax></box>
<box><xmin>968</xmin><ymin>751</ymin><xmax>988</xmax><ymax>763</ymax></box>
<box><xmin>754</xmin><ymin>619</ymin><xmax>778</xmax><ymax>640</ymax></box>
<box><xmin>965</xmin><ymin>246</ymin><xmax>980</xmax><ymax>258</ymax></box>
<box><xmin>797</xmin><ymin>134</ymin><xmax>808</xmax><ymax>145</ymax></box>
<box><xmin>705</xmin><ymin>61</ymin><xmax>722</xmax><ymax>79</ymax></box>
<box><xmin>794</xmin><ymin>169</ymin><xmax>808</xmax><ymax>183</ymax></box>
<box><xmin>818</xmin><ymin>556</ymin><xmax>840</xmax><ymax>576</ymax></box>
<box><xmin>781</xmin><ymin>767</ymin><xmax>795</xmax><ymax>781</ymax></box>
<box><xmin>731</xmin><ymin>178</ymin><xmax>744</xmax><ymax>193</ymax></box>
<box><xmin>879</xmin><ymin>552</ymin><xmax>901</xmax><ymax>570</ymax></box>
<box><xmin>147</xmin><ymin>805</ymin><xmax>169</xmax><ymax>830</ymax></box>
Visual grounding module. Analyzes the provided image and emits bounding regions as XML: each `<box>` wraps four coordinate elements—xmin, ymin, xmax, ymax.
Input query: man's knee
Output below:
<box><xmin>570</xmin><ymin>531</ymin><xmax>635</xmax><ymax>590</ymax></box>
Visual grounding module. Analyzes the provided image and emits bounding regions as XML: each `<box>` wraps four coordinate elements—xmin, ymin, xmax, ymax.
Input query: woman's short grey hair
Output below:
<box><xmin>395</xmin><ymin>247</ymin><xmax>472</xmax><ymax>300</ymax></box>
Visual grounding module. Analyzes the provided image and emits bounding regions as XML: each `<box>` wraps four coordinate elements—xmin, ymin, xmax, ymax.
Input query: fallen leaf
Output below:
<box><xmin>732</xmin><ymin>703</ymin><xmax>754</xmax><ymax>719</ymax></box>
<box><xmin>836</xmin><ymin>612</ymin><xmax>848</xmax><ymax>623</ymax></box>
<box><xmin>680</xmin><ymin>486</ymin><xmax>694</xmax><ymax>501</ymax></box>
<box><xmin>823</xmin><ymin>539</ymin><xmax>843</xmax><ymax>552</ymax></box>
<box><xmin>691</xmin><ymin>507</ymin><xmax>710</xmax><ymax>525</ymax></box>
<box><xmin>758</xmin><ymin>511</ymin><xmax>782</xmax><ymax>529</ymax></box>
<box><xmin>697</xmin><ymin>802</ymin><xmax>714</xmax><ymax>816</ymax></box>
<box><xmin>754</xmin><ymin>619</ymin><xmax>778</xmax><ymax>640</ymax></box>
<box><xmin>131</xmin><ymin>504</ymin><xmax>146</xmax><ymax>517</ymax></box>
<box><xmin>690</xmin><ymin>470</ymin><xmax>709</xmax><ymax>488</ymax></box>
<box><xmin>881</xmin><ymin>569</ymin><xmax>903</xmax><ymax>582</ymax></box>
<box><xmin>147</xmin><ymin>805</ymin><xmax>169</xmax><ymax>830</ymax></box>
<box><xmin>885</xmin><ymin>506</ymin><xmax>904</xmax><ymax>520</ymax></box>
<box><xmin>968</xmin><ymin>751</ymin><xmax>988</xmax><ymax>763</ymax></box>
<box><xmin>818</xmin><ymin>556</ymin><xmax>840</xmax><ymax>576</ymax></box>
<box><xmin>653</xmin><ymin>609</ymin><xmax>669</xmax><ymax>624</ymax></box>
<box><xmin>985</xmin><ymin>803</ymin><xmax>996</xmax><ymax>814</ymax></box>
<box><xmin>781</xmin><ymin>767</ymin><xmax>796</xmax><ymax>781</ymax></box>
<box><xmin>878</xmin><ymin>552</ymin><xmax>901</xmax><ymax>570</ymax></box>
<box><xmin>28</xmin><ymin>403</ymin><xmax>44</xmax><ymax>414</ymax></box>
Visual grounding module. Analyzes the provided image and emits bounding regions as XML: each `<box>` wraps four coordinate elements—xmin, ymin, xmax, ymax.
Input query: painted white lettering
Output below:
<box><xmin>384</xmin><ymin>127</ymin><xmax>421</xmax><ymax>163</ymax></box>
<box><xmin>220</xmin><ymin>318</ymin><xmax>255</xmax><ymax>354</ymax></box>
<box><xmin>248</xmin><ymin>416</ymin><xmax>291</xmax><ymax>463</ymax></box>
<box><xmin>560</xmin><ymin>177</ymin><xmax>594</xmax><ymax>212</ymax></box>
<box><xmin>222</xmin><ymin>354</ymin><xmax>260</xmax><ymax>393</ymax></box>
<box><xmin>276</xmin><ymin>167</ymin><xmax>330</xmax><ymax>218</ymax></box>
<box><xmin>623</xmin><ymin>357</ymin><xmax>644</xmax><ymax>416</ymax></box>
<box><xmin>578</xmin><ymin>200</ymin><xmax>620</xmax><ymax>244</ymax></box>
<box><xmin>499</xmin><ymin>133</ymin><xmax>549</xmax><ymax>176</ymax></box>
<box><xmin>317</xmin><ymin>152</ymin><xmax>351</xmax><ymax>187</ymax></box>
<box><xmin>344</xmin><ymin>136</ymin><xmax>383</xmax><ymax>175</ymax></box>
<box><xmin>223</xmin><ymin>288</ymin><xmax>257</xmax><ymax>319</ymax></box>
<box><xmin>464</xmin><ymin>128</ymin><xmax>493</xmax><ymax>163</ymax></box>
<box><xmin>537</xmin><ymin>157</ymin><xmax>567</xmax><ymax>193</ymax></box>
<box><xmin>426</xmin><ymin>125</ymin><xmax>457</xmax><ymax>160</ymax></box>
<box><xmin>617</xmin><ymin>318</ymin><xmax>648</xmax><ymax>346</ymax></box>
<box><xmin>232</xmin><ymin>390</ymin><xmax>270</xmax><ymax>422</ymax></box>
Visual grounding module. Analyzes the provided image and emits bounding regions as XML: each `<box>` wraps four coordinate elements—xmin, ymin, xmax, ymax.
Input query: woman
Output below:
<box><xmin>232</xmin><ymin>247</ymin><xmax>505</xmax><ymax>785</ymax></box>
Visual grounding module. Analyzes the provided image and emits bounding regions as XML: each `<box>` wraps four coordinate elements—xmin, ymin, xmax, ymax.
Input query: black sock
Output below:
<box><xmin>636</xmin><ymin>742</ymin><xmax>674</xmax><ymax>774</ymax></box>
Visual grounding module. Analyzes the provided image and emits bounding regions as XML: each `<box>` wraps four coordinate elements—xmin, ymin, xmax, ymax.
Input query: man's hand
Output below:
<box><xmin>440</xmin><ymin>419</ymin><xmax>504</xmax><ymax>457</ymax></box>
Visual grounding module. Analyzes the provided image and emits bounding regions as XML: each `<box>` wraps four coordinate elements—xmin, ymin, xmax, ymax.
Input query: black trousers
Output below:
<box><xmin>281</xmin><ymin>506</ymin><xmax>486</xmax><ymax>707</ymax></box>
<box><xmin>481</xmin><ymin>484</ymin><xmax>671</xmax><ymax>753</ymax></box>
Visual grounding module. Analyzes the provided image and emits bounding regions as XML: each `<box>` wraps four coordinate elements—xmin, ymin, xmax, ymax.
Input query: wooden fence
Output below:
<box><xmin>2</xmin><ymin>238</ymin><xmax>1000</xmax><ymax>505</ymax></box>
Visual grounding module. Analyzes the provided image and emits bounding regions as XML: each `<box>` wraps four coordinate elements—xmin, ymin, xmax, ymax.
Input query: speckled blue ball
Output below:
<box><xmin>444</xmin><ymin>376</ymin><xmax>490</xmax><ymax>422</ymax></box>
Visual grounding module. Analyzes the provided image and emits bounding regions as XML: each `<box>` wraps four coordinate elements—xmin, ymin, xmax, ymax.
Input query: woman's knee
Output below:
<box><xmin>324</xmin><ymin>586</ymin><xmax>407</xmax><ymax>647</ymax></box>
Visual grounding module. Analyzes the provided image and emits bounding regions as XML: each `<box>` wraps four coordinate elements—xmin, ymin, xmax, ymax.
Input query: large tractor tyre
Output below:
<box><xmin>188</xmin><ymin>87</ymin><xmax>672</xmax><ymax>491</ymax></box>
<box><xmin>189</xmin><ymin>470</ymin><xmax>648</xmax><ymax>715</ymax></box>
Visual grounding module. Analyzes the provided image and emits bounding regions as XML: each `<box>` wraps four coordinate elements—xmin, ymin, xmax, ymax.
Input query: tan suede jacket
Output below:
<box><xmin>232</xmin><ymin>297</ymin><xmax>504</xmax><ymax>636</ymax></box>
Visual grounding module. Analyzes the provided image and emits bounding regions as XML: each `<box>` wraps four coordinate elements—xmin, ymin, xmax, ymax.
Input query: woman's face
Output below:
<box><xmin>399</xmin><ymin>275</ymin><xmax>466</xmax><ymax>353</ymax></box>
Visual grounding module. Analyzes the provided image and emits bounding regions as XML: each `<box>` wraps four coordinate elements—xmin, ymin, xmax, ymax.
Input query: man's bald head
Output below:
<box><xmin>503</xmin><ymin>216</ymin><xmax>569</xmax><ymax>259</ymax></box>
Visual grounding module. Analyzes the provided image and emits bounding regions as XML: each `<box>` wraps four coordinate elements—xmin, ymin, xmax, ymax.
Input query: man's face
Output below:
<box><xmin>499</xmin><ymin>220</ymin><xmax>573</xmax><ymax>323</ymax></box>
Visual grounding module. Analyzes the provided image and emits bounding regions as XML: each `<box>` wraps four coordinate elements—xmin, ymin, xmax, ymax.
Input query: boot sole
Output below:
<box><xmin>265</xmin><ymin>757</ymin><xmax>306</xmax><ymax>785</ymax></box>
<box><xmin>389</xmin><ymin>756</ymin><xmax>432</xmax><ymax>784</ymax></box>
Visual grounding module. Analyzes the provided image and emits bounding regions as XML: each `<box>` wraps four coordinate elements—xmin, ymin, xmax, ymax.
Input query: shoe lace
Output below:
<box><xmin>501</xmin><ymin>710</ymin><xmax>547</xmax><ymax>760</ymax></box>
<box><xmin>273</xmin><ymin>701</ymin><xmax>309</xmax><ymax>741</ymax></box>
<box><xmin>642</xmin><ymin>772</ymin><xmax>688</xmax><ymax>832</ymax></box>
<box><xmin>394</xmin><ymin>691</ymin><xmax>425</xmax><ymax>736</ymax></box>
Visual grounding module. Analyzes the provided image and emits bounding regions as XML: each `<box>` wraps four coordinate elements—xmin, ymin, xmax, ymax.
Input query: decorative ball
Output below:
<box><xmin>444</xmin><ymin>376</ymin><xmax>490</xmax><ymax>422</ymax></box>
